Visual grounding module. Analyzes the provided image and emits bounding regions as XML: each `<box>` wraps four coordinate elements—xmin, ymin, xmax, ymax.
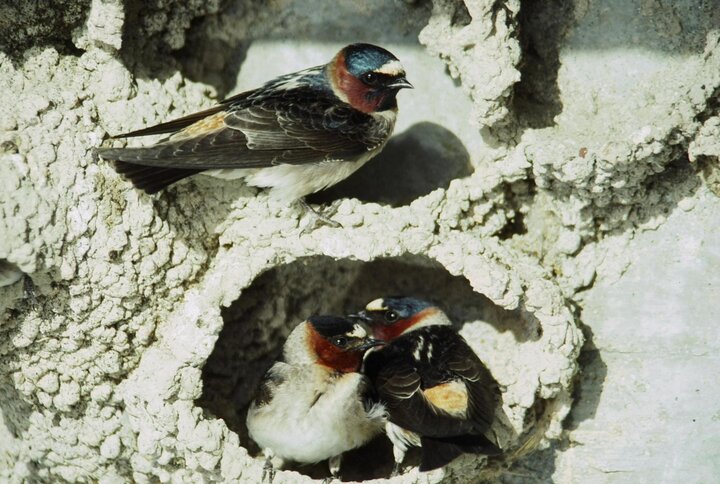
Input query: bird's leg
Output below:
<box><xmin>390</xmin><ymin>445</ymin><xmax>406</xmax><ymax>477</ymax></box>
<box><xmin>298</xmin><ymin>199</ymin><xmax>342</xmax><ymax>230</ymax></box>
<box><xmin>327</xmin><ymin>454</ymin><xmax>342</xmax><ymax>480</ymax></box>
<box><xmin>23</xmin><ymin>274</ymin><xmax>39</xmax><ymax>310</ymax></box>
<box><xmin>261</xmin><ymin>454</ymin><xmax>276</xmax><ymax>483</ymax></box>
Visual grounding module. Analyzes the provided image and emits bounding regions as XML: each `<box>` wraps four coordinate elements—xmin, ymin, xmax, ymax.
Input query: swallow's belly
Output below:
<box><xmin>204</xmin><ymin>148</ymin><xmax>381</xmax><ymax>201</ymax></box>
<box><xmin>250</xmin><ymin>412</ymin><xmax>377</xmax><ymax>464</ymax></box>
<box><xmin>246</xmin><ymin>373</ymin><xmax>384</xmax><ymax>464</ymax></box>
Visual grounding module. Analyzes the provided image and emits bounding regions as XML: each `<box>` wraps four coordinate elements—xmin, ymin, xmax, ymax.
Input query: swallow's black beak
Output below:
<box><xmin>357</xmin><ymin>338</ymin><xmax>386</xmax><ymax>351</ymax></box>
<box><xmin>348</xmin><ymin>311</ymin><xmax>372</xmax><ymax>323</ymax></box>
<box><xmin>388</xmin><ymin>77</ymin><xmax>413</xmax><ymax>90</ymax></box>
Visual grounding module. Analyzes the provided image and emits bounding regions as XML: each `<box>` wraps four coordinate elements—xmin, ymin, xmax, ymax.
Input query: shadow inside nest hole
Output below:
<box><xmin>308</xmin><ymin>122</ymin><xmax>473</xmax><ymax>208</ymax></box>
<box><xmin>196</xmin><ymin>254</ymin><xmax>540</xmax><ymax>481</ymax></box>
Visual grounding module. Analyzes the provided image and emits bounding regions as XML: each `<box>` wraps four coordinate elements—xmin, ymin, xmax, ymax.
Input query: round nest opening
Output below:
<box><xmin>197</xmin><ymin>254</ymin><xmax>546</xmax><ymax>481</ymax></box>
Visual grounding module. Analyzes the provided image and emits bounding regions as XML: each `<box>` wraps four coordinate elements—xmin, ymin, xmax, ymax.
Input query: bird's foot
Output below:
<box><xmin>262</xmin><ymin>456</ymin><xmax>276</xmax><ymax>483</ymax></box>
<box><xmin>299</xmin><ymin>199</ymin><xmax>342</xmax><ymax>231</ymax></box>
<box><xmin>390</xmin><ymin>461</ymin><xmax>404</xmax><ymax>477</ymax></box>
<box><xmin>23</xmin><ymin>274</ymin><xmax>39</xmax><ymax>310</ymax></box>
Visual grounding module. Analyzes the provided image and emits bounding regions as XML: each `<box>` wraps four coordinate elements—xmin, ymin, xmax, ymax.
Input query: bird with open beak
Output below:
<box><xmin>246</xmin><ymin>315</ymin><xmax>386</xmax><ymax>480</ymax></box>
<box><xmin>97</xmin><ymin>43</ymin><xmax>412</xmax><ymax>212</ymax></box>
<box><xmin>355</xmin><ymin>296</ymin><xmax>502</xmax><ymax>474</ymax></box>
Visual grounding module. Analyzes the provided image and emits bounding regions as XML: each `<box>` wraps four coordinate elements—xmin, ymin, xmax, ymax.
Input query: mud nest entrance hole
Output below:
<box><xmin>197</xmin><ymin>254</ymin><xmax>534</xmax><ymax>480</ymax></box>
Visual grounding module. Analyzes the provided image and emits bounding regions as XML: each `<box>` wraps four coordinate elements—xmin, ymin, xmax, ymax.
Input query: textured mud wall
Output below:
<box><xmin>0</xmin><ymin>0</ymin><xmax>718</xmax><ymax>482</ymax></box>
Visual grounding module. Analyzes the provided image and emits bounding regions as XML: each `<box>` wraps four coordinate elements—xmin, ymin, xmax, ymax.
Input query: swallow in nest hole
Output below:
<box><xmin>354</xmin><ymin>296</ymin><xmax>503</xmax><ymax>475</ymax></box>
<box><xmin>245</xmin><ymin>315</ymin><xmax>386</xmax><ymax>480</ymax></box>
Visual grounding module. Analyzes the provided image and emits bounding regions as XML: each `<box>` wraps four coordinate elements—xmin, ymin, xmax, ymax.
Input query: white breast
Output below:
<box><xmin>204</xmin><ymin>110</ymin><xmax>397</xmax><ymax>202</ymax></box>
<box><xmin>244</xmin><ymin>156</ymin><xmax>372</xmax><ymax>202</ymax></box>
<box><xmin>204</xmin><ymin>153</ymin><xmax>374</xmax><ymax>202</ymax></box>
<box><xmin>246</xmin><ymin>367</ymin><xmax>385</xmax><ymax>465</ymax></box>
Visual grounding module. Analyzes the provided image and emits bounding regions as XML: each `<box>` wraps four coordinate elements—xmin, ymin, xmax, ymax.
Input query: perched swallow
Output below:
<box><xmin>97</xmin><ymin>43</ymin><xmax>412</xmax><ymax>203</ymax></box>
<box><xmin>246</xmin><ymin>315</ymin><xmax>386</xmax><ymax>479</ymax></box>
<box><xmin>356</xmin><ymin>297</ymin><xmax>502</xmax><ymax>474</ymax></box>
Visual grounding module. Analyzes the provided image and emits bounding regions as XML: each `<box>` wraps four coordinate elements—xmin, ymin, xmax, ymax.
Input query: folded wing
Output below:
<box><xmin>98</xmin><ymin>87</ymin><xmax>393</xmax><ymax>193</ymax></box>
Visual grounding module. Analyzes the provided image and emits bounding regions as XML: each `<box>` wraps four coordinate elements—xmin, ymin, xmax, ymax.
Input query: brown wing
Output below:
<box><xmin>109</xmin><ymin>89</ymin><xmax>257</xmax><ymax>139</ymax></box>
<box><xmin>368</xmin><ymin>350</ymin><xmax>481</xmax><ymax>439</ymax></box>
<box><xmin>110</xmin><ymin>105</ymin><xmax>228</xmax><ymax>139</ymax></box>
<box><xmin>97</xmin><ymin>95</ymin><xmax>390</xmax><ymax>170</ymax></box>
<box><xmin>443</xmin><ymin>335</ymin><xmax>501</xmax><ymax>431</ymax></box>
<box><xmin>365</xmin><ymin>327</ymin><xmax>501</xmax><ymax>440</ymax></box>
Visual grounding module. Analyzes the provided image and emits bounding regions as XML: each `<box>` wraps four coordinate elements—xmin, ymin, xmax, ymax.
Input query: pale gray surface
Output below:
<box><xmin>554</xmin><ymin>189</ymin><xmax>720</xmax><ymax>483</ymax></box>
<box><xmin>0</xmin><ymin>0</ymin><xmax>719</xmax><ymax>482</ymax></box>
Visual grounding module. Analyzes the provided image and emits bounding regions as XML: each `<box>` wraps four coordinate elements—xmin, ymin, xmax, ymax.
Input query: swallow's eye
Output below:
<box><xmin>384</xmin><ymin>311</ymin><xmax>398</xmax><ymax>323</ymax></box>
<box><xmin>362</xmin><ymin>72</ymin><xmax>378</xmax><ymax>85</ymax></box>
<box><xmin>332</xmin><ymin>337</ymin><xmax>348</xmax><ymax>347</ymax></box>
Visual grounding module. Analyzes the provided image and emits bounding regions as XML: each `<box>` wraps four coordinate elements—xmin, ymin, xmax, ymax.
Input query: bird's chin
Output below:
<box><xmin>373</xmin><ymin>91</ymin><xmax>399</xmax><ymax>112</ymax></box>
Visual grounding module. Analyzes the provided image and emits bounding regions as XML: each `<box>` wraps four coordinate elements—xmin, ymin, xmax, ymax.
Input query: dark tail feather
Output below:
<box><xmin>419</xmin><ymin>434</ymin><xmax>502</xmax><ymax>472</ymax></box>
<box><xmin>419</xmin><ymin>437</ymin><xmax>465</xmax><ymax>472</ymax></box>
<box><xmin>112</xmin><ymin>161</ymin><xmax>203</xmax><ymax>194</ymax></box>
<box><xmin>438</xmin><ymin>433</ymin><xmax>502</xmax><ymax>455</ymax></box>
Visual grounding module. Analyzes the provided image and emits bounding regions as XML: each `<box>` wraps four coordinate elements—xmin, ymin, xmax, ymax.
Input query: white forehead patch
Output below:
<box><xmin>374</xmin><ymin>60</ymin><xmax>405</xmax><ymax>76</ymax></box>
<box><xmin>348</xmin><ymin>324</ymin><xmax>368</xmax><ymax>338</ymax></box>
<box><xmin>365</xmin><ymin>298</ymin><xmax>387</xmax><ymax>311</ymax></box>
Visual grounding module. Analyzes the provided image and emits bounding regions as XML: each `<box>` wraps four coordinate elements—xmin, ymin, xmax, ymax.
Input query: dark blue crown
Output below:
<box><xmin>381</xmin><ymin>296</ymin><xmax>435</xmax><ymax>318</ymax></box>
<box><xmin>344</xmin><ymin>43</ymin><xmax>399</xmax><ymax>77</ymax></box>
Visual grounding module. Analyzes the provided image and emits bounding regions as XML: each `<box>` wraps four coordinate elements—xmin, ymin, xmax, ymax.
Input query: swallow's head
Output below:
<box><xmin>302</xmin><ymin>315</ymin><xmax>384</xmax><ymax>373</ymax></box>
<box><xmin>354</xmin><ymin>296</ymin><xmax>451</xmax><ymax>341</ymax></box>
<box><xmin>328</xmin><ymin>43</ymin><xmax>412</xmax><ymax>113</ymax></box>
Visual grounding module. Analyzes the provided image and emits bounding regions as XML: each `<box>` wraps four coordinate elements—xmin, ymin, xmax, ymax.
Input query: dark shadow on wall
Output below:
<box><xmin>308</xmin><ymin>122</ymin><xmax>473</xmax><ymax>207</ymax></box>
<box><xmin>0</xmin><ymin>0</ymin><xmax>90</xmax><ymax>65</ymax></box>
<box><xmin>501</xmin><ymin>443</ymin><xmax>559</xmax><ymax>483</ymax></box>
<box><xmin>564</xmin><ymin>324</ymin><xmax>607</xmax><ymax>432</ymax></box>
<box><xmin>118</xmin><ymin>0</ymin><xmax>215</xmax><ymax>89</ymax></box>
<box><xmin>0</xmin><ymin>378</ymin><xmax>34</xmax><ymax>441</ymax></box>
<box><xmin>197</xmin><ymin>254</ymin><xmax>537</xmax><ymax>481</ymax></box>
<box><xmin>0</xmin><ymin>378</ymin><xmax>39</xmax><ymax>478</ymax></box>
<box><xmin>511</xmin><ymin>0</ymin><xmax>575</xmax><ymax>130</ymax></box>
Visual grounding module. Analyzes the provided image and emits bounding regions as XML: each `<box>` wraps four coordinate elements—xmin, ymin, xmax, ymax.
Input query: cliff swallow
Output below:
<box><xmin>356</xmin><ymin>297</ymin><xmax>502</xmax><ymax>474</ymax></box>
<box><xmin>246</xmin><ymin>315</ymin><xmax>386</xmax><ymax>479</ymax></box>
<box><xmin>97</xmin><ymin>43</ymin><xmax>412</xmax><ymax>205</ymax></box>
